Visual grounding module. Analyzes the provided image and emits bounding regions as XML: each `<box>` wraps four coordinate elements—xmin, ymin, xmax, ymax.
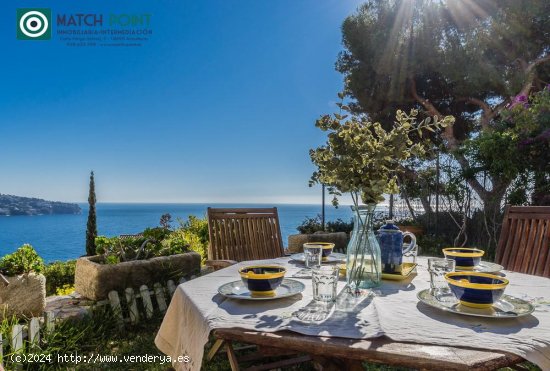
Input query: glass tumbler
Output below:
<box><xmin>428</xmin><ymin>258</ymin><xmax>456</xmax><ymax>300</ymax></box>
<box><xmin>303</xmin><ymin>244</ymin><xmax>322</xmax><ymax>268</ymax></box>
<box><xmin>312</xmin><ymin>265</ymin><xmax>339</xmax><ymax>302</ymax></box>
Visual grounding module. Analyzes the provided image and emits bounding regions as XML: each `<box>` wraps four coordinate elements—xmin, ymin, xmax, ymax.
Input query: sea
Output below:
<box><xmin>0</xmin><ymin>203</ymin><xmax>354</xmax><ymax>262</ymax></box>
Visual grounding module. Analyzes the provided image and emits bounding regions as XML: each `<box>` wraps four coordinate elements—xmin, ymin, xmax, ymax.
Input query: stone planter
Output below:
<box><xmin>0</xmin><ymin>273</ymin><xmax>46</xmax><ymax>319</ymax></box>
<box><xmin>75</xmin><ymin>252</ymin><xmax>201</xmax><ymax>301</ymax></box>
<box><xmin>288</xmin><ymin>232</ymin><xmax>349</xmax><ymax>253</ymax></box>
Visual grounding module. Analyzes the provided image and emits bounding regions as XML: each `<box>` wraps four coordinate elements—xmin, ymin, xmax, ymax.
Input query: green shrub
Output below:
<box><xmin>0</xmin><ymin>244</ymin><xmax>45</xmax><ymax>275</ymax></box>
<box><xmin>44</xmin><ymin>260</ymin><xmax>76</xmax><ymax>296</ymax></box>
<box><xmin>142</xmin><ymin>226</ymin><xmax>172</xmax><ymax>243</ymax></box>
<box><xmin>94</xmin><ymin>235</ymin><xmax>115</xmax><ymax>255</ymax></box>
<box><xmin>394</xmin><ymin>217</ymin><xmax>421</xmax><ymax>226</ymax></box>
<box><xmin>327</xmin><ymin>219</ymin><xmax>354</xmax><ymax>233</ymax></box>
<box><xmin>176</xmin><ymin>215</ymin><xmax>209</xmax><ymax>263</ymax></box>
<box><xmin>181</xmin><ymin>215</ymin><xmax>209</xmax><ymax>244</ymax></box>
<box><xmin>297</xmin><ymin>214</ymin><xmax>353</xmax><ymax>234</ymax></box>
<box><xmin>168</xmin><ymin>228</ymin><xmax>207</xmax><ymax>264</ymax></box>
<box><xmin>94</xmin><ymin>215</ymin><xmax>210</xmax><ymax>265</ymax></box>
<box><xmin>55</xmin><ymin>284</ymin><xmax>75</xmax><ymax>296</ymax></box>
<box><xmin>416</xmin><ymin>235</ymin><xmax>447</xmax><ymax>257</ymax></box>
<box><xmin>297</xmin><ymin>216</ymin><xmax>323</xmax><ymax>234</ymax></box>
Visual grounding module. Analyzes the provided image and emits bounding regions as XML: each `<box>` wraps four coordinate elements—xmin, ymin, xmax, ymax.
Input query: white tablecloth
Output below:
<box><xmin>155</xmin><ymin>257</ymin><xmax>550</xmax><ymax>370</ymax></box>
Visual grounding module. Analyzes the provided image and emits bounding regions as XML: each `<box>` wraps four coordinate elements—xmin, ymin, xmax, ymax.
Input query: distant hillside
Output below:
<box><xmin>0</xmin><ymin>194</ymin><xmax>81</xmax><ymax>216</ymax></box>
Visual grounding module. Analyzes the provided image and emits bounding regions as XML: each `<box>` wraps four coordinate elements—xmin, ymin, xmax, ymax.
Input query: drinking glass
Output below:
<box><xmin>303</xmin><ymin>244</ymin><xmax>322</xmax><ymax>268</ymax></box>
<box><xmin>312</xmin><ymin>265</ymin><xmax>339</xmax><ymax>302</ymax></box>
<box><xmin>428</xmin><ymin>258</ymin><xmax>455</xmax><ymax>301</ymax></box>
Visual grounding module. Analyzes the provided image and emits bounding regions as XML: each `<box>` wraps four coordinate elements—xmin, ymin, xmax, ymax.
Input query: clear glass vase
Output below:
<box><xmin>346</xmin><ymin>204</ymin><xmax>382</xmax><ymax>289</ymax></box>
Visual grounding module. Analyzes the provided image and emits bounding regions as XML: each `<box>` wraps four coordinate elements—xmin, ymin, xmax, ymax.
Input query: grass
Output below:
<box><xmin>1</xmin><ymin>307</ymin><xmax>170</xmax><ymax>371</ymax></box>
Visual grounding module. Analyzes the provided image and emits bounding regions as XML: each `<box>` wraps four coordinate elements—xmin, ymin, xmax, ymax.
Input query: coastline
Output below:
<box><xmin>0</xmin><ymin>203</ymin><xmax>355</xmax><ymax>262</ymax></box>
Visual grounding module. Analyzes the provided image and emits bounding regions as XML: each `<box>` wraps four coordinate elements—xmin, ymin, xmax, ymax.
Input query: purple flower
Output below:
<box><xmin>515</xmin><ymin>95</ymin><xmax>528</xmax><ymax>102</ymax></box>
<box><xmin>508</xmin><ymin>94</ymin><xmax>530</xmax><ymax>109</ymax></box>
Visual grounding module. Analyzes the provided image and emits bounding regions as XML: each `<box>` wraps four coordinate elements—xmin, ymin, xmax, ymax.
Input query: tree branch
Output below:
<box><xmin>452</xmin><ymin>152</ymin><xmax>489</xmax><ymax>201</ymax></box>
<box><xmin>463</xmin><ymin>97</ymin><xmax>493</xmax><ymax>130</ymax></box>
<box><xmin>409</xmin><ymin>76</ymin><xmax>459</xmax><ymax>150</ymax></box>
<box><xmin>519</xmin><ymin>54</ymin><xmax>550</xmax><ymax>96</ymax></box>
<box><xmin>520</xmin><ymin>69</ymin><xmax>537</xmax><ymax>97</ymax></box>
<box><xmin>409</xmin><ymin>77</ymin><xmax>442</xmax><ymax>116</ymax></box>
<box><xmin>527</xmin><ymin>54</ymin><xmax>550</xmax><ymax>72</ymax></box>
<box><xmin>492</xmin><ymin>100</ymin><xmax>509</xmax><ymax>117</ymax></box>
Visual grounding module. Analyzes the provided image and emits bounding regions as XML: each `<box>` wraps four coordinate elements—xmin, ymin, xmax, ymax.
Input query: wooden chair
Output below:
<box><xmin>205</xmin><ymin>207</ymin><xmax>285</xmax><ymax>270</ymax></box>
<box><xmin>495</xmin><ymin>205</ymin><xmax>550</xmax><ymax>277</ymax></box>
<box><xmin>205</xmin><ymin>208</ymin><xmax>309</xmax><ymax>370</ymax></box>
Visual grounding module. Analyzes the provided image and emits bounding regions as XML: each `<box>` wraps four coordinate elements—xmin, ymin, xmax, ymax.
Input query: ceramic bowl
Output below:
<box><xmin>304</xmin><ymin>242</ymin><xmax>335</xmax><ymax>261</ymax></box>
<box><xmin>442</xmin><ymin>247</ymin><xmax>484</xmax><ymax>269</ymax></box>
<box><xmin>238</xmin><ymin>265</ymin><xmax>286</xmax><ymax>297</ymax></box>
<box><xmin>445</xmin><ymin>272</ymin><xmax>509</xmax><ymax>308</ymax></box>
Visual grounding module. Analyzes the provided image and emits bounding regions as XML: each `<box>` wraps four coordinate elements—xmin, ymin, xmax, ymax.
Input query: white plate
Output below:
<box><xmin>417</xmin><ymin>289</ymin><xmax>535</xmax><ymax>318</ymax></box>
<box><xmin>290</xmin><ymin>252</ymin><xmax>346</xmax><ymax>263</ymax></box>
<box><xmin>218</xmin><ymin>279</ymin><xmax>305</xmax><ymax>300</ymax></box>
<box><xmin>456</xmin><ymin>261</ymin><xmax>504</xmax><ymax>273</ymax></box>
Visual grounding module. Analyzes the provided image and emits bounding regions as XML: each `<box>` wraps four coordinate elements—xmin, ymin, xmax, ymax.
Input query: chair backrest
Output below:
<box><xmin>207</xmin><ymin>207</ymin><xmax>284</xmax><ymax>261</ymax></box>
<box><xmin>495</xmin><ymin>205</ymin><xmax>550</xmax><ymax>277</ymax></box>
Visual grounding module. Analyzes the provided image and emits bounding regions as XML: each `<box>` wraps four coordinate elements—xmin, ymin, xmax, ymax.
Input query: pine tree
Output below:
<box><xmin>86</xmin><ymin>171</ymin><xmax>97</xmax><ymax>256</ymax></box>
<box><xmin>336</xmin><ymin>0</ymin><xmax>550</xmax><ymax>212</ymax></box>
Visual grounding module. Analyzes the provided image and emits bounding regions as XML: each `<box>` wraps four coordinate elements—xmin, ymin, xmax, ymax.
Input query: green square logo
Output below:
<box><xmin>17</xmin><ymin>9</ymin><xmax>51</xmax><ymax>40</ymax></box>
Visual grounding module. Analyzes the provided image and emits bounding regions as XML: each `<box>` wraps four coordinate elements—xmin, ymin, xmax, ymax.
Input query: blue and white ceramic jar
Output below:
<box><xmin>377</xmin><ymin>220</ymin><xmax>416</xmax><ymax>274</ymax></box>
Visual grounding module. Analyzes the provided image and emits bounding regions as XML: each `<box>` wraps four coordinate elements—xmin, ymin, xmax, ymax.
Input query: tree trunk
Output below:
<box><xmin>418</xmin><ymin>194</ymin><xmax>433</xmax><ymax>216</ymax></box>
<box><xmin>401</xmin><ymin>192</ymin><xmax>417</xmax><ymax>220</ymax></box>
<box><xmin>532</xmin><ymin>172</ymin><xmax>550</xmax><ymax>206</ymax></box>
<box><xmin>478</xmin><ymin>181</ymin><xmax>509</xmax><ymax>258</ymax></box>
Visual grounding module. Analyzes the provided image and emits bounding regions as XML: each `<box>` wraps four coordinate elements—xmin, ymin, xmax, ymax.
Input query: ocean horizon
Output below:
<box><xmin>0</xmin><ymin>203</ymin><xmax>359</xmax><ymax>262</ymax></box>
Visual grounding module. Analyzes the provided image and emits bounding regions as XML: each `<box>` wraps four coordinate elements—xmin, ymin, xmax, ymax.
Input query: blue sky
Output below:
<box><xmin>0</xmin><ymin>0</ymin><xmax>362</xmax><ymax>204</ymax></box>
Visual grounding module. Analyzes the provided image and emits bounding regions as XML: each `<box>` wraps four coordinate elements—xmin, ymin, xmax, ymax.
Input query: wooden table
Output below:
<box><xmin>156</xmin><ymin>256</ymin><xmax>549</xmax><ymax>371</ymax></box>
<box><xmin>213</xmin><ymin>328</ymin><xmax>523</xmax><ymax>370</ymax></box>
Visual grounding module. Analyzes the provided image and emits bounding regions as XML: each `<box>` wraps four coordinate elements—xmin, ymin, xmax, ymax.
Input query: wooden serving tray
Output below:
<box><xmin>381</xmin><ymin>262</ymin><xmax>417</xmax><ymax>281</ymax></box>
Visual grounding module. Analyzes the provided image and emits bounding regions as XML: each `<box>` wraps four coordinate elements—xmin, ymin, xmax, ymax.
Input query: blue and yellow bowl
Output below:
<box><xmin>304</xmin><ymin>242</ymin><xmax>335</xmax><ymax>261</ymax></box>
<box><xmin>238</xmin><ymin>265</ymin><xmax>286</xmax><ymax>297</ymax></box>
<box><xmin>442</xmin><ymin>247</ymin><xmax>484</xmax><ymax>269</ymax></box>
<box><xmin>445</xmin><ymin>272</ymin><xmax>509</xmax><ymax>308</ymax></box>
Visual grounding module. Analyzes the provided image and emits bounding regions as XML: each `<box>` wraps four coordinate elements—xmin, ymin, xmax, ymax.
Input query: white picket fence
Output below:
<box><xmin>97</xmin><ymin>279</ymin><xmax>183</xmax><ymax>325</ymax></box>
<box><xmin>0</xmin><ymin>313</ymin><xmax>55</xmax><ymax>362</ymax></box>
<box><xmin>1</xmin><ymin>278</ymin><xmax>187</xmax><ymax>364</ymax></box>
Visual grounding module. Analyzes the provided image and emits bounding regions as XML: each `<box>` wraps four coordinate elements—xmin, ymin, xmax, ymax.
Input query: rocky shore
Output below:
<box><xmin>0</xmin><ymin>194</ymin><xmax>81</xmax><ymax>216</ymax></box>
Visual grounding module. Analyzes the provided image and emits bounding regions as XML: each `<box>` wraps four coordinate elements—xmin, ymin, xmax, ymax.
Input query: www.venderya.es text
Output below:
<box><xmin>9</xmin><ymin>353</ymin><xmax>190</xmax><ymax>365</ymax></box>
